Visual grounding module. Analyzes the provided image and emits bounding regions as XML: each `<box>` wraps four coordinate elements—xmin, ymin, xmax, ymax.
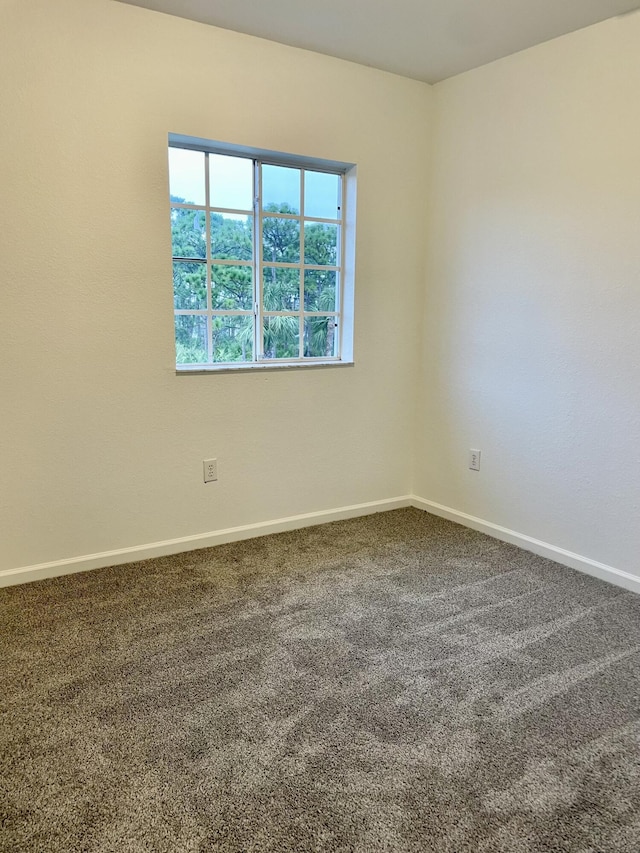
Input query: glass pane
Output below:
<box><xmin>262</xmin><ymin>316</ymin><xmax>300</xmax><ymax>360</ymax></box>
<box><xmin>171</xmin><ymin>207</ymin><xmax>206</xmax><ymax>259</ymax></box>
<box><xmin>175</xmin><ymin>314</ymin><xmax>208</xmax><ymax>364</ymax></box>
<box><xmin>304</xmin><ymin>269</ymin><xmax>337</xmax><ymax>312</ymax></box>
<box><xmin>173</xmin><ymin>262</ymin><xmax>207</xmax><ymax>310</ymax></box>
<box><xmin>304</xmin><ymin>222</ymin><xmax>338</xmax><ymax>266</ymax></box>
<box><xmin>262</xmin><ymin>165</ymin><xmax>300</xmax><ymax>215</ymax></box>
<box><xmin>212</xmin><ymin>315</ymin><xmax>253</xmax><ymax>363</ymax></box>
<box><xmin>304</xmin><ymin>316</ymin><xmax>337</xmax><ymax>358</ymax></box>
<box><xmin>211</xmin><ymin>265</ymin><xmax>253</xmax><ymax>310</ymax></box>
<box><xmin>262</xmin><ymin>217</ymin><xmax>300</xmax><ymax>263</ymax></box>
<box><xmin>211</xmin><ymin>213</ymin><xmax>253</xmax><ymax>261</ymax></box>
<box><xmin>209</xmin><ymin>154</ymin><xmax>253</xmax><ymax>211</ymax></box>
<box><xmin>263</xmin><ymin>267</ymin><xmax>300</xmax><ymax>312</ymax></box>
<box><xmin>169</xmin><ymin>148</ymin><xmax>205</xmax><ymax>206</ymax></box>
<box><xmin>304</xmin><ymin>171</ymin><xmax>340</xmax><ymax>219</ymax></box>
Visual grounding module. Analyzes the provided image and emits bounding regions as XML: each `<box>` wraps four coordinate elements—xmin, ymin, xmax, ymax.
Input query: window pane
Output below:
<box><xmin>210</xmin><ymin>154</ymin><xmax>253</xmax><ymax>211</ymax></box>
<box><xmin>304</xmin><ymin>316</ymin><xmax>337</xmax><ymax>358</ymax></box>
<box><xmin>263</xmin><ymin>316</ymin><xmax>300</xmax><ymax>360</ymax></box>
<box><xmin>304</xmin><ymin>269</ymin><xmax>337</xmax><ymax>312</ymax></box>
<box><xmin>262</xmin><ymin>217</ymin><xmax>300</xmax><ymax>263</ymax></box>
<box><xmin>211</xmin><ymin>213</ymin><xmax>253</xmax><ymax>261</ymax></box>
<box><xmin>262</xmin><ymin>165</ymin><xmax>300</xmax><ymax>215</ymax></box>
<box><xmin>304</xmin><ymin>171</ymin><xmax>340</xmax><ymax>219</ymax></box>
<box><xmin>173</xmin><ymin>262</ymin><xmax>207</xmax><ymax>310</ymax></box>
<box><xmin>169</xmin><ymin>148</ymin><xmax>205</xmax><ymax>206</ymax></box>
<box><xmin>171</xmin><ymin>207</ymin><xmax>206</xmax><ymax>259</ymax></box>
<box><xmin>304</xmin><ymin>222</ymin><xmax>338</xmax><ymax>266</ymax></box>
<box><xmin>175</xmin><ymin>315</ymin><xmax>208</xmax><ymax>364</ymax></box>
<box><xmin>212</xmin><ymin>315</ymin><xmax>253</xmax><ymax>362</ymax></box>
<box><xmin>211</xmin><ymin>265</ymin><xmax>253</xmax><ymax>310</ymax></box>
<box><xmin>263</xmin><ymin>267</ymin><xmax>300</xmax><ymax>312</ymax></box>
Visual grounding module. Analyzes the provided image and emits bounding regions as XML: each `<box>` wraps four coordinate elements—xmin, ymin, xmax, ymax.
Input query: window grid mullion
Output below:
<box><xmin>257</xmin><ymin>211</ymin><xmax>299</xmax><ymax>221</ymax></box>
<box><xmin>337</xmin><ymin>174</ymin><xmax>345</xmax><ymax>359</ymax></box>
<box><xmin>261</xmin><ymin>262</ymin><xmax>340</xmax><ymax>271</ymax></box>
<box><xmin>204</xmin><ymin>152</ymin><xmax>213</xmax><ymax>364</ymax></box>
<box><xmin>209</xmin><ymin>259</ymin><xmax>253</xmax><ymax>268</ymax></box>
<box><xmin>170</xmin><ymin>142</ymin><xmax>349</xmax><ymax>369</ymax></box>
<box><xmin>171</xmin><ymin>202</ymin><xmax>205</xmax><ymax>211</ymax></box>
<box><xmin>208</xmin><ymin>205</ymin><xmax>253</xmax><ymax>217</ymax></box>
<box><xmin>254</xmin><ymin>159</ymin><xmax>262</xmax><ymax>360</ymax></box>
<box><xmin>258</xmin><ymin>356</ymin><xmax>339</xmax><ymax>364</ymax></box>
<box><xmin>299</xmin><ymin>174</ymin><xmax>305</xmax><ymax>358</ymax></box>
<box><xmin>264</xmin><ymin>311</ymin><xmax>339</xmax><ymax>317</ymax></box>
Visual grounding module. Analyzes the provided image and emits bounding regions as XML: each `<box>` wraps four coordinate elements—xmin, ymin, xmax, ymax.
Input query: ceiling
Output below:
<box><xmin>115</xmin><ymin>0</ymin><xmax>640</xmax><ymax>84</ymax></box>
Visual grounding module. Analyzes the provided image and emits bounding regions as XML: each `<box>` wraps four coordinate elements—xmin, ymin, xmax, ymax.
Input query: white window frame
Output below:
<box><xmin>169</xmin><ymin>134</ymin><xmax>356</xmax><ymax>373</ymax></box>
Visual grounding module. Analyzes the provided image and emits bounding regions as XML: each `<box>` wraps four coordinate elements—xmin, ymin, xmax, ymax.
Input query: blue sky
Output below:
<box><xmin>169</xmin><ymin>148</ymin><xmax>340</xmax><ymax>219</ymax></box>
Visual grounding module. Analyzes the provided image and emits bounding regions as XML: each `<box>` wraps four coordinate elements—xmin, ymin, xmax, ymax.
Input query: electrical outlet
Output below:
<box><xmin>203</xmin><ymin>458</ymin><xmax>218</xmax><ymax>483</ymax></box>
<box><xmin>469</xmin><ymin>449</ymin><xmax>481</xmax><ymax>471</ymax></box>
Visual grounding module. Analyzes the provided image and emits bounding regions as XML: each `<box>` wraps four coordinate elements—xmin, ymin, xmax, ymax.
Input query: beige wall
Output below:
<box><xmin>2</xmin><ymin>0</ymin><xmax>639</xmax><ymax>585</ymax></box>
<box><xmin>0</xmin><ymin>0</ymin><xmax>430</xmax><ymax>570</ymax></box>
<box><xmin>416</xmin><ymin>14</ymin><xmax>640</xmax><ymax>577</ymax></box>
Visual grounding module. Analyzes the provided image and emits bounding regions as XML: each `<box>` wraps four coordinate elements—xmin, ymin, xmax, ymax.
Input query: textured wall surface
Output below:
<box><xmin>2</xmin><ymin>1</ymin><xmax>638</xmax><ymax>583</ymax></box>
<box><xmin>416</xmin><ymin>14</ymin><xmax>640</xmax><ymax>576</ymax></box>
<box><xmin>0</xmin><ymin>0</ymin><xmax>430</xmax><ymax>570</ymax></box>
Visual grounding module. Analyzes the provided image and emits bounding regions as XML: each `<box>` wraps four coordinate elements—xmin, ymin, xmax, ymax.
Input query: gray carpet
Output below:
<box><xmin>2</xmin><ymin>508</ymin><xmax>640</xmax><ymax>852</ymax></box>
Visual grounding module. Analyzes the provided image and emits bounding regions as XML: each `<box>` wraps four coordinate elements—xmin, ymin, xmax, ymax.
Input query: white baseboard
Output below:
<box><xmin>411</xmin><ymin>496</ymin><xmax>640</xmax><ymax>595</ymax></box>
<box><xmin>0</xmin><ymin>496</ymin><xmax>413</xmax><ymax>588</ymax></box>
<box><xmin>3</xmin><ymin>494</ymin><xmax>638</xmax><ymax>595</ymax></box>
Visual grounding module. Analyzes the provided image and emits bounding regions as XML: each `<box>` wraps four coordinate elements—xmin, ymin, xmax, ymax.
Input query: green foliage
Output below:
<box><xmin>212</xmin><ymin>265</ymin><xmax>253</xmax><ymax>310</ymax></box>
<box><xmin>262</xmin><ymin>204</ymin><xmax>300</xmax><ymax>263</ymax></box>
<box><xmin>263</xmin><ymin>266</ymin><xmax>299</xmax><ymax>312</ymax></box>
<box><xmin>304</xmin><ymin>269</ymin><xmax>336</xmax><ymax>313</ymax></box>
<box><xmin>304</xmin><ymin>316</ymin><xmax>334</xmax><ymax>357</ymax></box>
<box><xmin>263</xmin><ymin>315</ymin><xmax>299</xmax><ymax>360</ymax></box>
<box><xmin>173</xmin><ymin>262</ymin><xmax>206</xmax><ymax>310</ymax></box>
<box><xmin>176</xmin><ymin>341</ymin><xmax>207</xmax><ymax>364</ymax></box>
<box><xmin>175</xmin><ymin>315</ymin><xmax>207</xmax><ymax>364</ymax></box>
<box><xmin>304</xmin><ymin>223</ymin><xmax>337</xmax><ymax>266</ymax></box>
<box><xmin>171</xmin><ymin>195</ymin><xmax>339</xmax><ymax>363</ymax></box>
<box><xmin>212</xmin><ymin>316</ymin><xmax>253</xmax><ymax>362</ymax></box>
<box><xmin>211</xmin><ymin>212</ymin><xmax>252</xmax><ymax>261</ymax></box>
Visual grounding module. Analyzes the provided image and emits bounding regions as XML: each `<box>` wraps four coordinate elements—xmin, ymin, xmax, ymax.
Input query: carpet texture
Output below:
<box><xmin>2</xmin><ymin>508</ymin><xmax>640</xmax><ymax>852</ymax></box>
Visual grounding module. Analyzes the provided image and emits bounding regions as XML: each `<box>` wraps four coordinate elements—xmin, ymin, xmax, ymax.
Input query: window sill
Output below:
<box><xmin>176</xmin><ymin>359</ymin><xmax>354</xmax><ymax>375</ymax></box>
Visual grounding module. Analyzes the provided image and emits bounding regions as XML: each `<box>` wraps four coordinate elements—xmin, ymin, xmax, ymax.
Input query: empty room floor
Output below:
<box><xmin>2</xmin><ymin>508</ymin><xmax>639</xmax><ymax>852</ymax></box>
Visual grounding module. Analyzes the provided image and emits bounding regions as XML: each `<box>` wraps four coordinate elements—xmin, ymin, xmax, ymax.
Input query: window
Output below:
<box><xmin>168</xmin><ymin>135</ymin><xmax>355</xmax><ymax>371</ymax></box>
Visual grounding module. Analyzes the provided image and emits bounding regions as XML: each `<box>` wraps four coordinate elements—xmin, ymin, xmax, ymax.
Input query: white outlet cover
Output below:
<box><xmin>203</xmin><ymin>458</ymin><xmax>218</xmax><ymax>482</ymax></box>
<box><xmin>469</xmin><ymin>449</ymin><xmax>481</xmax><ymax>471</ymax></box>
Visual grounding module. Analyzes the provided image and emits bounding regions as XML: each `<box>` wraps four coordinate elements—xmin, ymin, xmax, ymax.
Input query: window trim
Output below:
<box><xmin>169</xmin><ymin>134</ymin><xmax>356</xmax><ymax>373</ymax></box>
